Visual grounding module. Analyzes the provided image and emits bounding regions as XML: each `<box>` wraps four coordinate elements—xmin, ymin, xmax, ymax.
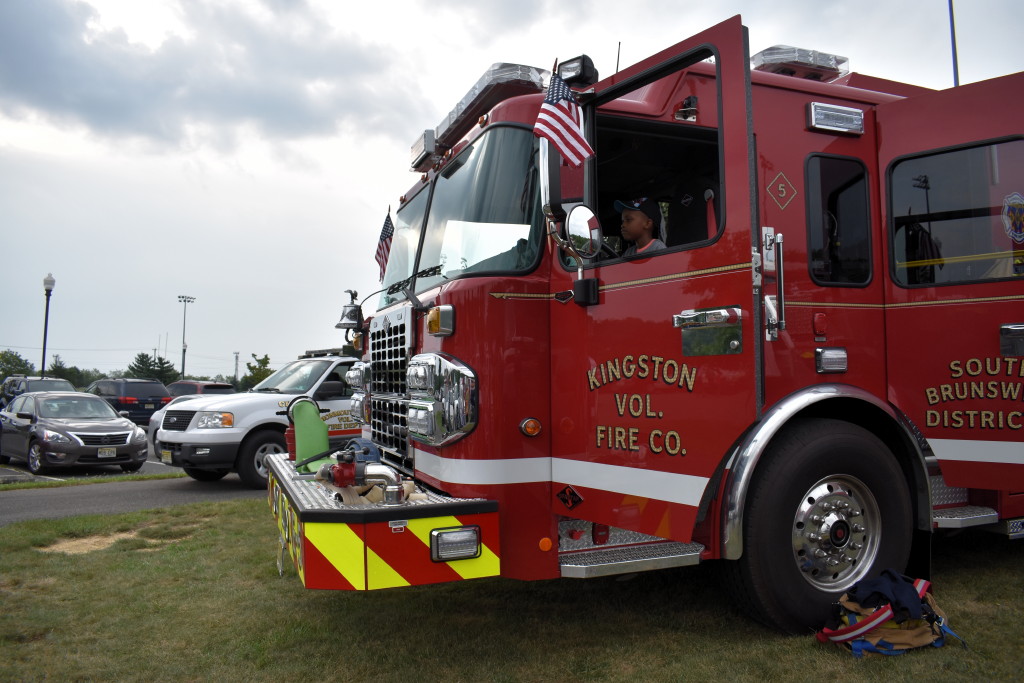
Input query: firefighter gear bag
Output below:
<box><xmin>816</xmin><ymin>570</ymin><xmax>966</xmax><ymax>657</ymax></box>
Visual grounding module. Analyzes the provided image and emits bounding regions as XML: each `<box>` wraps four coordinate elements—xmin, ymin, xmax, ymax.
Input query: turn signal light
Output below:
<box><xmin>519</xmin><ymin>418</ymin><xmax>542</xmax><ymax>437</ymax></box>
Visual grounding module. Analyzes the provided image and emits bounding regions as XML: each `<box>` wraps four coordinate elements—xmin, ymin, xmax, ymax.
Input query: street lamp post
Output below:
<box><xmin>178</xmin><ymin>295</ymin><xmax>195</xmax><ymax>379</ymax></box>
<box><xmin>41</xmin><ymin>273</ymin><xmax>55</xmax><ymax>378</ymax></box>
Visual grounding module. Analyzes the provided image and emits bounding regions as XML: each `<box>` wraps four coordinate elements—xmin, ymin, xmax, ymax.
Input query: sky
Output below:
<box><xmin>1</xmin><ymin>0</ymin><xmax>1021</xmax><ymax>379</ymax></box>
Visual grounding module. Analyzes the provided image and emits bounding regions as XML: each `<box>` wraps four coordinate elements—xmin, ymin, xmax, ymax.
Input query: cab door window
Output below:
<box><xmin>592</xmin><ymin>117</ymin><xmax>720</xmax><ymax>258</ymax></box>
<box><xmin>806</xmin><ymin>155</ymin><xmax>871</xmax><ymax>285</ymax></box>
<box><xmin>889</xmin><ymin>138</ymin><xmax>1024</xmax><ymax>286</ymax></box>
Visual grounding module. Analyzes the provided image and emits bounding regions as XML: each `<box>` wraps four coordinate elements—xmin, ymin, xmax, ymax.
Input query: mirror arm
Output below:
<box><xmin>539</xmin><ymin>139</ymin><xmax>566</xmax><ymax>226</ymax></box>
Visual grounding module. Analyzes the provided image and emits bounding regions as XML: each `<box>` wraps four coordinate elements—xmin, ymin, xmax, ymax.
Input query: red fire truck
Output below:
<box><xmin>267</xmin><ymin>15</ymin><xmax>1024</xmax><ymax>632</ymax></box>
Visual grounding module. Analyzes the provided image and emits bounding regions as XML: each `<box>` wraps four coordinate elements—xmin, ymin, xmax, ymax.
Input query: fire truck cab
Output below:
<box><xmin>268</xmin><ymin>15</ymin><xmax>1023</xmax><ymax>633</ymax></box>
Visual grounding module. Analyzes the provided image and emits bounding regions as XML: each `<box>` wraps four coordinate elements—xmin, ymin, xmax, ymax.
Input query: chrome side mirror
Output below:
<box><xmin>565</xmin><ymin>205</ymin><xmax>602</xmax><ymax>260</ymax></box>
<box><xmin>563</xmin><ymin>205</ymin><xmax>602</xmax><ymax>307</ymax></box>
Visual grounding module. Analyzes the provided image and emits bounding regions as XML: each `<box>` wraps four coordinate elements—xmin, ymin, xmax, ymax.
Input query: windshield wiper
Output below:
<box><xmin>386</xmin><ymin>264</ymin><xmax>443</xmax><ymax>296</ymax></box>
<box><xmin>255</xmin><ymin>387</ymin><xmax>281</xmax><ymax>393</ymax></box>
<box><xmin>384</xmin><ymin>264</ymin><xmax>446</xmax><ymax>311</ymax></box>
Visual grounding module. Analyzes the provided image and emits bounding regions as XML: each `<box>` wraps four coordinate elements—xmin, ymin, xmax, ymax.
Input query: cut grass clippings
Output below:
<box><xmin>0</xmin><ymin>471</ymin><xmax>187</xmax><ymax>491</ymax></box>
<box><xmin>0</xmin><ymin>499</ymin><xmax>1021</xmax><ymax>682</ymax></box>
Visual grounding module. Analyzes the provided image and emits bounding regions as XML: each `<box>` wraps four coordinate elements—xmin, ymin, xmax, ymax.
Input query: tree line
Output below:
<box><xmin>0</xmin><ymin>349</ymin><xmax>275</xmax><ymax>391</ymax></box>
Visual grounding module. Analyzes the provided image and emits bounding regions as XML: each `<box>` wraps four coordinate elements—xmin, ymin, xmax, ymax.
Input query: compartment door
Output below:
<box><xmin>877</xmin><ymin>73</ymin><xmax>1024</xmax><ymax>490</ymax></box>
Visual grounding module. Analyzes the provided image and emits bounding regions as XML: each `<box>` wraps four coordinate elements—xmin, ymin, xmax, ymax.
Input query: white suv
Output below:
<box><xmin>155</xmin><ymin>351</ymin><xmax>359</xmax><ymax>487</ymax></box>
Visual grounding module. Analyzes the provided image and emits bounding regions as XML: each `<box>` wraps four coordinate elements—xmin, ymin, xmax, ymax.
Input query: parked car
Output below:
<box><xmin>147</xmin><ymin>394</ymin><xmax>201</xmax><ymax>447</ymax></box>
<box><xmin>166</xmin><ymin>380</ymin><xmax>236</xmax><ymax>397</ymax></box>
<box><xmin>84</xmin><ymin>378</ymin><xmax>171</xmax><ymax>426</ymax></box>
<box><xmin>1</xmin><ymin>375</ymin><xmax>76</xmax><ymax>408</ymax></box>
<box><xmin>0</xmin><ymin>391</ymin><xmax>149</xmax><ymax>474</ymax></box>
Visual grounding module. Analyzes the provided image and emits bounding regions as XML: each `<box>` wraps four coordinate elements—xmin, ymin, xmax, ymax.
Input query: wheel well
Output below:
<box><xmin>795</xmin><ymin>398</ymin><xmax>930</xmax><ymax>533</ymax></box>
<box><xmin>721</xmin><ymin>387</ymin><xmax>932</xmax><ymax>560</ymax></box>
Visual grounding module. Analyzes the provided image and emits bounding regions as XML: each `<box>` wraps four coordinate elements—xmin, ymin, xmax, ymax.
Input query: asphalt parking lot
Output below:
<box><xmin>0</xmin><ymin>444</ymin><xmax>172</xmax><ymax>484</ymax></box>
<box><xmin>0</xmin><ymin>444</ymin><xmax>265</xmax><ymax>527</ymax></box>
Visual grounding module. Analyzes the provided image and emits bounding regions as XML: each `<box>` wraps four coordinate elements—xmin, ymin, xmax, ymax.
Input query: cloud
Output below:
<box><xmin>0</xmin><ymin>0</ymin><xmax>417</xmax><ymax>149</ymax></box>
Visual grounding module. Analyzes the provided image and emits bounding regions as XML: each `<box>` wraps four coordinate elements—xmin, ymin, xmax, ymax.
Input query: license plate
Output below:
<box><xmin>160</xmin><ymin>449</ymin><xmax>172</xmax><ymax>464</ymax></box>
<box><xmin>98</xmin><ymin>447</ymin><xmax>116</xmax><ymax>458</ymax></box>
<box><xmin>145</xmin><ymin>403</ymin><xmax>155</xmax><ymax>410</ymax></box>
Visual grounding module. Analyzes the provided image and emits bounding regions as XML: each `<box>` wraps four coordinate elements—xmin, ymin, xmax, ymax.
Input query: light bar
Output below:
<box><xmin>752</xmin><ymin>45</ymin><xmax>849</xmax><ymax>81</ymax></box>
<box><xmin>808</xmin><ymin>102</ymin><xmax>865</xmax><ymax>135</ymax></box>
<box><xmin>430</xmin><ymin>526</ymin><xmax>482</xmax><ymax>562</ymax></box>
<box><xmin>410</xmin><ymin>63</ymin><xmax>548</xmax><ymax>172</ymax></box>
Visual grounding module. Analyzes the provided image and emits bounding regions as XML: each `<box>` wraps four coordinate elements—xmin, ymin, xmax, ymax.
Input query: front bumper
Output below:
<box><xmin>39</xmin><ymin>444</ymin><xmax>147</xmax><ymax>467</ymax></box>
<box><xmin>267</xmin><ymin>453</ymin><xmax>500</xmax><ymax>590</ymax></box>
<box><xmin>156</xmin><ymin>440</ymin><xmax>238</xmax><ymax>470</ymax></box>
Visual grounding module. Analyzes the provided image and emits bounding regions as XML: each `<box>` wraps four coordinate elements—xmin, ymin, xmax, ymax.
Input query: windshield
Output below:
<box><xmin>39</xmin><ymin>396</ymin><xmax>118</xmax><ymax>419</ymax></box>
<box><xmin>377</xmin><ymin>125</ymin><xmax>543</xmax><ymax>309</ymax></box>
<box><xmin>27</xmin><ymin>379</ymin><xmax>75</xmax><ymax>392</ymax></box>
<box><xmin>253</xmin><ymin>359</ymin><xmax>332</xmax><ymax>394</ymax></box>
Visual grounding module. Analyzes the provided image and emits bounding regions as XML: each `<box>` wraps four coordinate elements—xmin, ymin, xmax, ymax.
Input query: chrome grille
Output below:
<box><xmin>75</xmin><ymin>432</ymin><xmax>130</xmax><ymax>446</ymax></box>
<box><xmin>371</xmin><ymin>397</ymin><xmax>411</xmax><ymax>474</ymax></box>
<box><xmin>369</xmin><ymin>306</ymin><xmax>412</xmax><ymax>474</ymax></box>
<box><xmin>162</xmin><ymin>410</ymin><xmax>197</xmax><ymax>432</ymax></box>
<box><xmin>369</xmin><ymin>310</ymin><xmax>409</xmax><ymax>395</ymax></box>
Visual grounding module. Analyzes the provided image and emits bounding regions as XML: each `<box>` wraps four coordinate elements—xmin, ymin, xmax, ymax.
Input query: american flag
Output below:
<box><xmin>375</xmin><ymin>212</ymin><xmax>394</xmax><ymax>281</ymax></box>
<box><xmin>533</xmin><ymin>73</ymin><xmax>594</xmax><ymax>168</ymax></box>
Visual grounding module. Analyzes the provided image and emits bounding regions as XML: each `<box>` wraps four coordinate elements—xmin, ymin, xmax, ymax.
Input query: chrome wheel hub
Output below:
<box><xmin>792</xmin><ymin>474</ymin><xmax>881</xmax><ymax>592</ymax></box>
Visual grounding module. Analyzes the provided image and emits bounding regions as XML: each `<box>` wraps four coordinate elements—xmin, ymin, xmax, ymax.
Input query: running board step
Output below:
<box><xmin>992</xmin><ymin>517</ymin><xmax>1024</xmax><ymax>540</ymax></box>
<box><xmin>933</xmin><ymin>505</ymin><xmax>998</xmax><ymax>529</ymax></box>
<box><xmin>559</xmin><ymin>542</ymin><xmax>705</xmax><ymax>579</ymax></box>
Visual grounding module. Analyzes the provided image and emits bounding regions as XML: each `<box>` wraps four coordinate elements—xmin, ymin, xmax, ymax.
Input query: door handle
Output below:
<box><xmin>763</xmin><ymin>230</ymin><xmax>785</xmax><ymax>342</ymax></box>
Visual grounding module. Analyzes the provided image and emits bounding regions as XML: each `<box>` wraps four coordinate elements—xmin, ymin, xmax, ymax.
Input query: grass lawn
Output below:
<box><xmin>0</xmin><ymin>498</ymin><xmax>1021</xmax><ymax>682</ymax></box>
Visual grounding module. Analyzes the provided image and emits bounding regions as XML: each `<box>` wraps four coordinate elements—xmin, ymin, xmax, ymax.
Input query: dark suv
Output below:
<box><xmin>1</xmin><ymin>375</ymin><xmax>76</xmax><ymax>408</ymax></box>
<box><xmin>166</xmin><ymin>380</ymin><xmax>236</xmax><ymax>397</ymax></box>
<box><xmin>85</xmin><ymin>378</ymin><xmax>171</xmax><ymax>426</ymax></box>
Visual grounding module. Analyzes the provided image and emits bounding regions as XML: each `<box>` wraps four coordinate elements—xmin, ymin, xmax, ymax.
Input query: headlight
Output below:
<box><xmin>345</xmin><ymin>362</ymin><xmax>370</xmax><ymax>390</ymax></box>
<box><xmin>196</xmin><ymin>412</ymin><xmax>234</xmax><ymax>429</ymax></box>
<box><xmin>40</xmin><ymin>429</ymin><xmax>71</xmax><ymax>445</ymax></box>
<box><xmin>131</xmin><ymin>427</ymin><xmax>147</xmax><ymax>444</ymax></box>
<box><xmin>405</xmin><ymin>353</ymin><xmax>477</xmax><ymax>447</ymax></box>
<box><xmin>350</xmin><ymin>392</ymin><xmax>368</xmax><ymax>424</ymax></box>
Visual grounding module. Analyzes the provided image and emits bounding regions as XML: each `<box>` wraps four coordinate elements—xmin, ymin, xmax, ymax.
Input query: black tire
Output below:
<box><xmin>27</xmin><ymin>441</ymin><xmax>48</xmax><ymax>475</ymax></box>
<box><xmin>731</xmin><ymin>417</ymin><xmax>913</xmax><ymax>633</ymax></box>
<box><xmin>236</xmin><ymin>430</ymin><xmax>285</xmax><ymax>489</ymax></box>
<box><xmin>121</xmin><ymin>462</ymin><xmax>144</xmax><ymax>473</ymax></box>
<box><xmin>0</xmin><ymin>455</ymin><xmax>9</xmax><ymax>465</ymax></box>
<box><xmin>183</xmin><ymin>467</ymin><xmax>229</xmax><ymax>482</ymax></box>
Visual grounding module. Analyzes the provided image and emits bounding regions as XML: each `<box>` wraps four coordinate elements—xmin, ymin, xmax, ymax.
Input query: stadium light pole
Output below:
<box><xmin>41</xmin><ymin>273</ymin><xmax>55</xmax><ymax>379</ymax></box>
<box><xmin>178</xmin><ymin>295</ymin><xmax>195</xmax><ymax>379</ymax></box>
<box><xmin>948</xmin><ymin>0</ymin><xmax>960</xmax><ymax>87</ymax></box>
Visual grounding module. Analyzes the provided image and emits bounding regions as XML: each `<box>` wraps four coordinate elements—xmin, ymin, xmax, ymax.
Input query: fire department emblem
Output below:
<box><xmin>1002</xmin><ymin>192</ymin><xmax>1024</xmax><ymax>244</ymax></box>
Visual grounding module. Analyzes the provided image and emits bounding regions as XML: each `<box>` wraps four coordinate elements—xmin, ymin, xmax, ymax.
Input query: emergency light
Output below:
<box><xmin>807</xmin><ymin>102</ymin><xmax>865</xmax><ymax>135</ymax></box>
<box><xmin>751</xmin><ymin>45</ymin><xmax>849</xmax><ymax>81</ymax></box>
<box><xmin>410</xmin><ymin>63</ymin><xmax>548</xmax><ymax>172</ymax></box>
<box><xmin>430</xmin><ymin>526</ymin><xmax>482</xmax><ymax>562</ymax></box>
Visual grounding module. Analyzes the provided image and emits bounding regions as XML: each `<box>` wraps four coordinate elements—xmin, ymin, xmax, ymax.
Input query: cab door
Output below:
<box><xmin>549</xmin><ymin>16</ymin><xmax>759</xmax><ymax>543</ymax></box>
<box><xmin>877</xmin><ymin>73</ymin><xmax>1024</xmax><ymax>491</ymax></box>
